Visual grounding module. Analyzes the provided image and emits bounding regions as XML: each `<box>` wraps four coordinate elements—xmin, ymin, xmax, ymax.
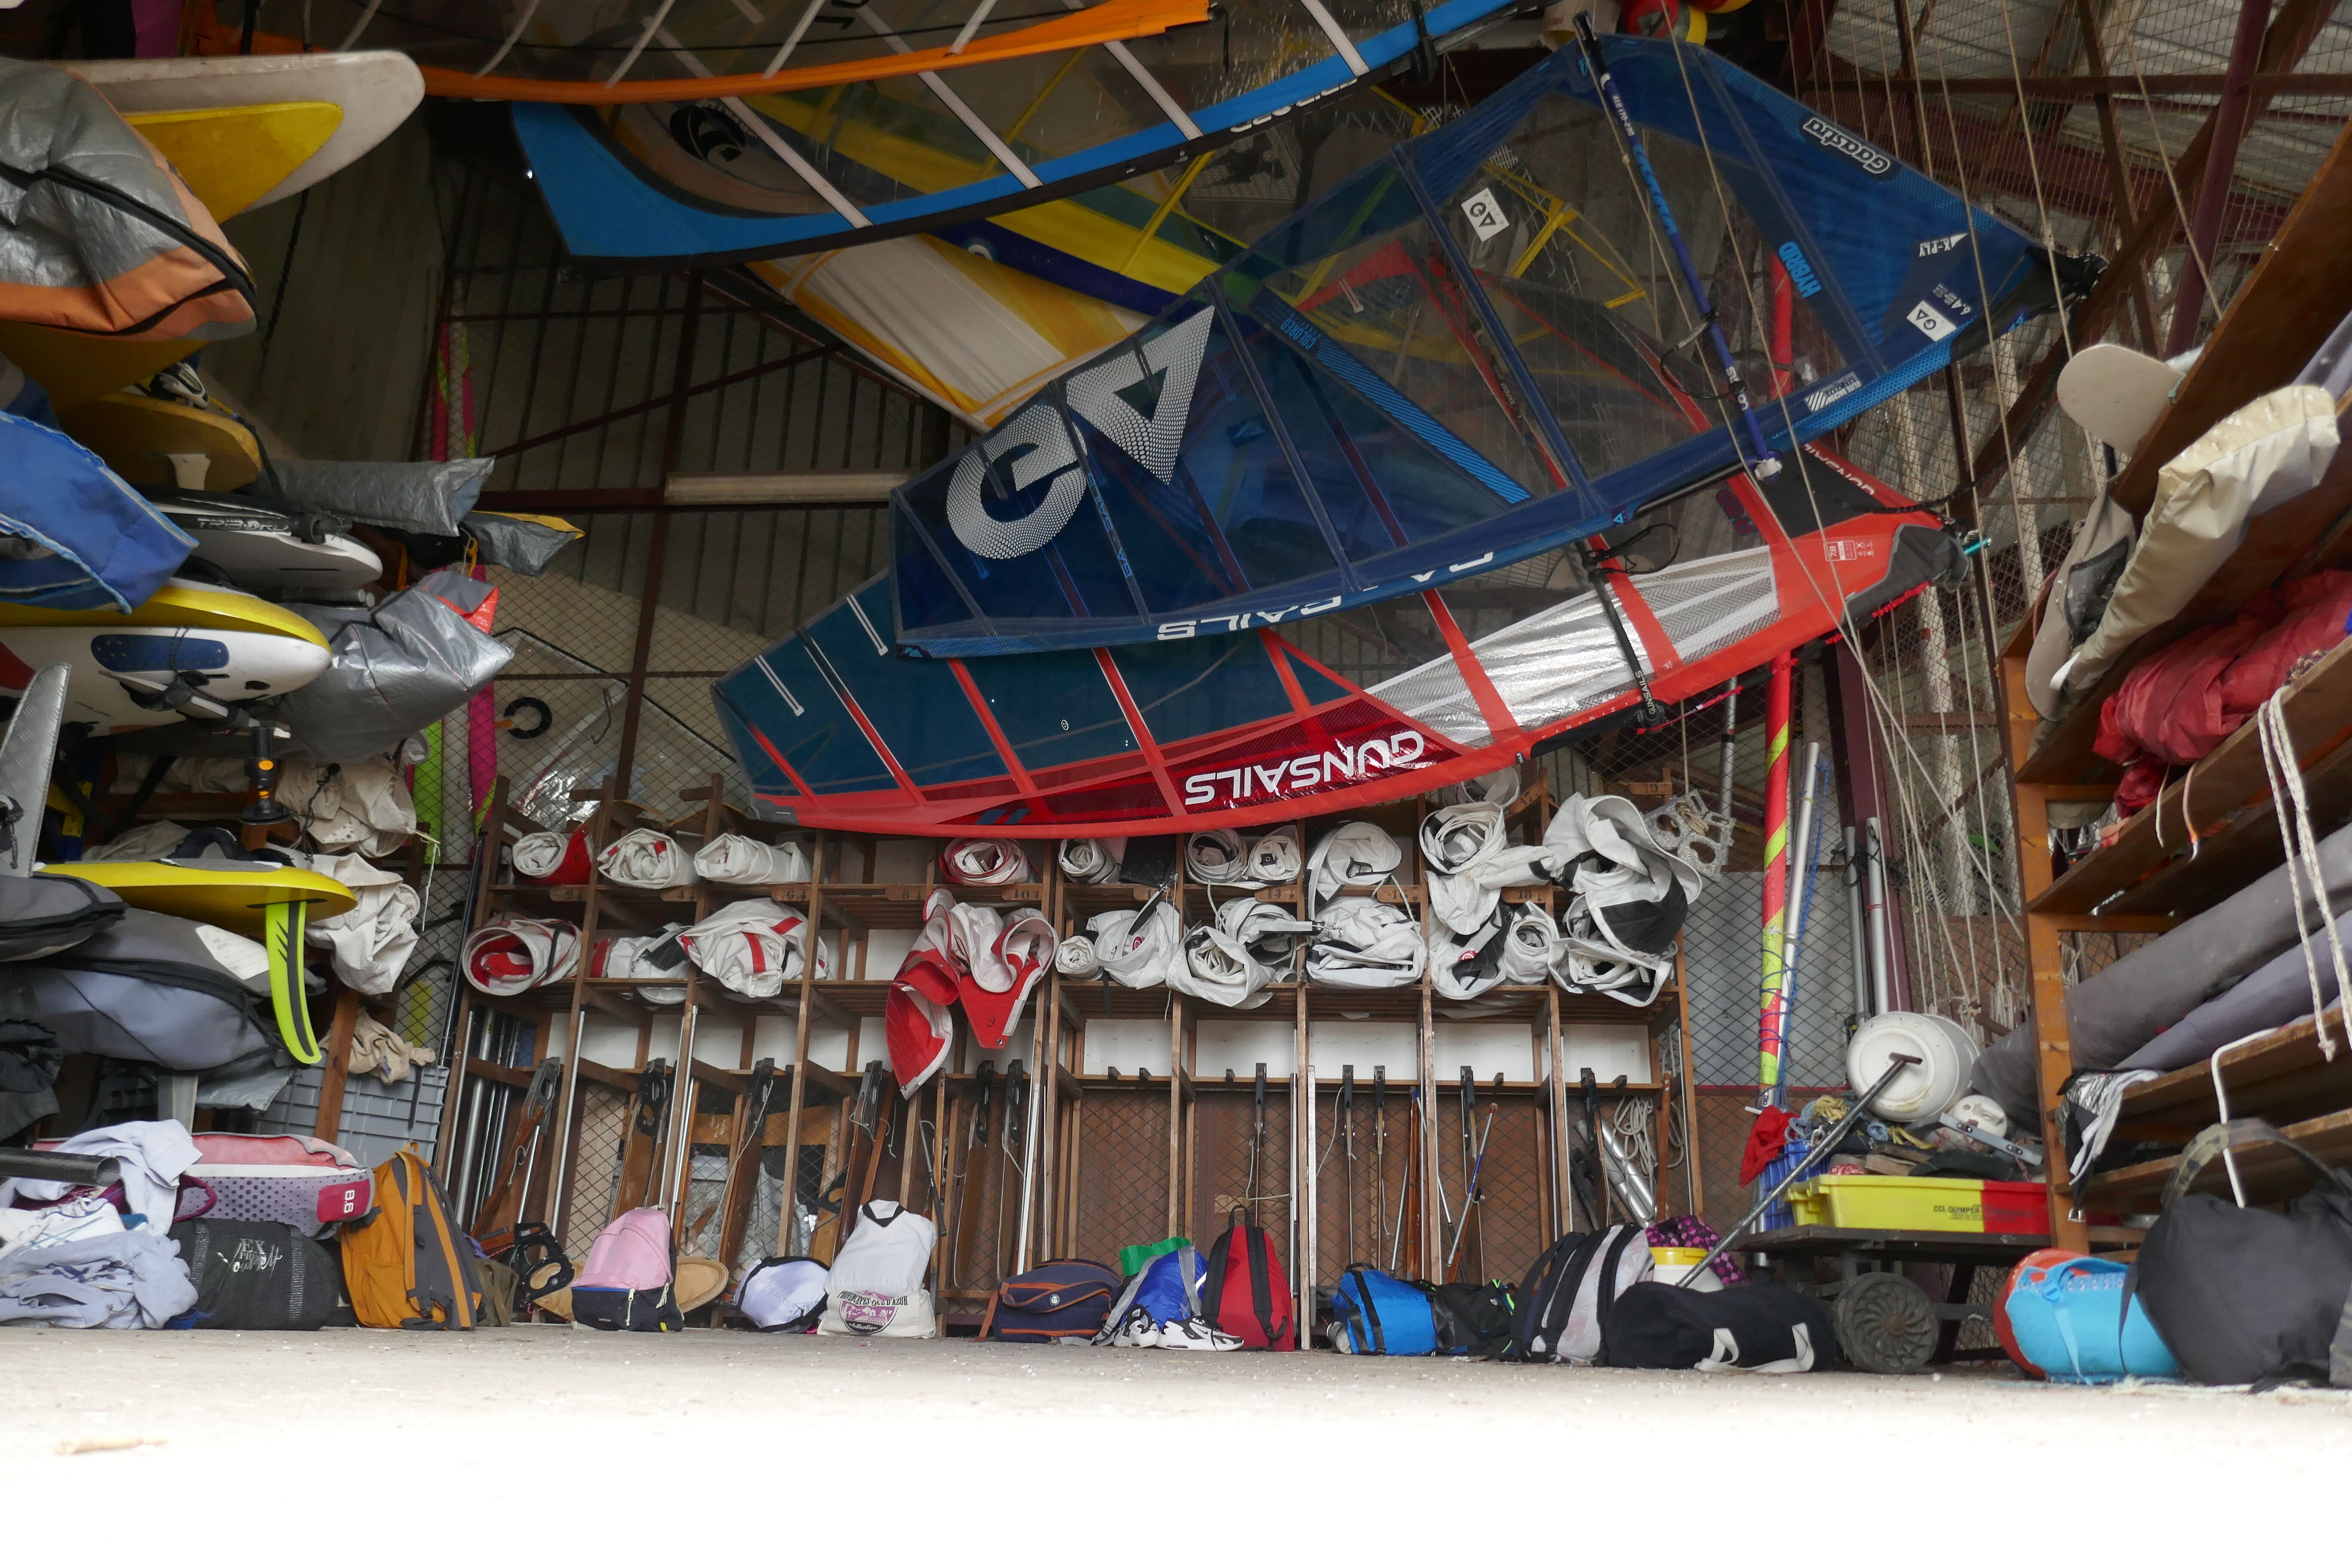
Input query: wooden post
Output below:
<box><xmin>312</xmin><ymin>989</ymin><xmax>361</xmax><ymax>1142</ymax></box>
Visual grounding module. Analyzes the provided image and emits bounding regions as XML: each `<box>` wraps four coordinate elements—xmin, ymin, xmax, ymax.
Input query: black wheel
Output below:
<box><xmin>1835</xmin><ymin>1271</ymin><xmax>1939</xmax><ymax>1374</ymax></box>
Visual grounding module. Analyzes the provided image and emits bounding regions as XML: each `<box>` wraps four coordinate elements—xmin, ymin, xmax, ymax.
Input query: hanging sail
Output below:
<box><xmin>493</xmin><ymin>0</ymin><xmax>1519</xmax><ymax>267</ymax></box>
<box><xmin>887</xmin><ymin>35</ymin><xmax>2087</xmax><ymax>658</ymax></box>
<box><xmin>713</xmin><ymin>439</ymin><xmax>1956</xmax><ymax>834</ymax></box>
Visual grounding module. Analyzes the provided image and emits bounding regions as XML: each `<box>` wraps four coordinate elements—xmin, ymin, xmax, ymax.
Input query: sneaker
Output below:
<box><xmin>1106</xmin><ymin>1305</ymin><xmax>1159</xmax><ymax>1348</ymax></box>
<box><xmin>1155</xmin><ymin>1314</ymin><xmax>1243</xmax><ymax>1352</ymax></box>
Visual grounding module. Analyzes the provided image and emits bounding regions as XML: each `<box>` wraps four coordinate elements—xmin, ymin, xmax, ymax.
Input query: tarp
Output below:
<box><xmin>714</xmin><ymin>440</ymin><xmax>1954</xmax><ymax>834</ymax></box>
<box><xmin>279</xmin><ymin>568</ymin><xmax>512</xmax><ymax>763</ymax></box>
<box><xmin>505</xmin><ymin>0</ymin><xmax>1524</xmax><ymax>268</ymax></box>
<box><xmin>0</xmin><ymin>60</ymin><xmax>256</xmax><ymax>343</ymax></box>
<box><xmin>885</xmin><ymin>37</ymin><xmax>2068</xmax><ymax>657</ymax></box>
<box><xmin>0</xmin><ymin>410</ymin><xmax>193</xmax><ymax>612</ymax></box>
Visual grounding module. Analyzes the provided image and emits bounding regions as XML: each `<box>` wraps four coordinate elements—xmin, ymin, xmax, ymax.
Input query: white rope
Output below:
<box><xmin>2256</xmin><ymin>690</ymin><xmax>2352</xmax><ymax>1061</ymax></box>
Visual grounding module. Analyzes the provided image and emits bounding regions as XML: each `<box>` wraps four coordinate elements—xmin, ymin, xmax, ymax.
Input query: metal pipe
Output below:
<box><xmin>1758</xmin><ymin>654</ymin><xmax>1795</xmax><ymax>1099</ymax></box>
<box><xmin>1716</xmin><ymin>679</ymin><xmax>1740</xmax><ymax>827</ymax></box>
<box><xmin>1845</xmin><ymin>825</ymin><xmax>1874</xmax><ymax>1023</ymax></box>
<box><xmin>1014</xmin><ymin>1022</ymin><xmax>1041</xmax><ymax>1274</ymax></box>
<box><xmin>1864</xmin><ymin>817</ymin><xmax>1893</xmax><ymax>1020</ymax></box>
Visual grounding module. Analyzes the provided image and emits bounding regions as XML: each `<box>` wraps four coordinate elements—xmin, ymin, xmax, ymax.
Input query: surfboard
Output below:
<box><xmin>147</xmin><ymin>492</ymin><xmax>384</xmax><ymax>593</ymax></box>
<box><xmin>2056</xmin><ymin>342</ymin><xmax>2187</xmax><ymax>456</ymax></box>
<box><xmin>58</xmin><ymin>391</ymin><xmax>263</xmax><ymax>491</ymax></box>
<box><xmin>122</xmin><ymin>102</ymin><xmax>343</xmax><ymax>221</ymax></box>
<box><xmin>0</xmin><ymin>580</ymin><xmax>332</xmax><ymax>731</ymax></box>
<box><xmin>39</xmin><ymin>859</ymin><xmax>355</xmax><ymax>931</ymax></box>
<box><xmin>74</xmin><ymin>51</ymin><xmax>426</xmax><ymax>210</ymax></box>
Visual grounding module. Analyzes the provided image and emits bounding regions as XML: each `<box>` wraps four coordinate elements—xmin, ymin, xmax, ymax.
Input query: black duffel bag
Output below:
<box><xmin>2132</xmin><ymin>1118</ymin><xmax>2352</xmax><ymax>1388</ymax></box>
<box><xmin>1602</xmin><ymin>1282</ymin><xmax>1837</xmax><ymax>1372</ymax></box>
<box><xmin>170</xmin><ymin>1219</ymin><xmax>343</xmax><ymax>1330</ymax></box>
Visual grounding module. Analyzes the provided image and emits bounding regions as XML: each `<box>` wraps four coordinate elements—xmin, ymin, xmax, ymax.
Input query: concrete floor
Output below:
<box><xmin>5</xmin><ymin>1325</ymin><xmax>2345</xmax><ymax>1549</ymax></box>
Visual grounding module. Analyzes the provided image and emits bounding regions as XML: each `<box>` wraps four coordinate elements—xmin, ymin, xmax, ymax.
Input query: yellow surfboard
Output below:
<box><xmin>40</xmin><ymin>860</ymin><xmax>355</xmax><ymax>932</ymax></box>
<box><xmin>0</xmin><ymin>579</ymin><xmax>326</xmax><ymax>642</ymax></box>
<box><xmin>58</xmin><ymin>390</ymin><xmax>263</xmax><ymax>490</ymax></box>
<box><xmin>125</xmin><ymin>101</ymin><xmax>342</xmax><ymax>221</ymax></box>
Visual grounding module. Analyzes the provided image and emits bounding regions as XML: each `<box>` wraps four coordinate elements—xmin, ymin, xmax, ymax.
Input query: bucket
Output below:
<box><xmin>1650</xmin><ymin>1246</ymin><xmax>1724</xmax><ymax>1291</ymax></box>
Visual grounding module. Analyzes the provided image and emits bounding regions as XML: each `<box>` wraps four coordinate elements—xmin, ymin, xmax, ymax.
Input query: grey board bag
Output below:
<box><xmin>266</xmin><ymin>458</ymin><xmax>492</xmax><ymax>537</ymax></box>
<box><xmin>279</xmin><ymin>568</ymin><xmax>512</xmax><ymax>763</ymax></box>
<box><xmin>0</xmin><ymin>907</ymin><xmax>283</xmax><ymax>1071</ymax></box>
<box><xmin>0</xmin><ymin>874</ymin><xmax>122</xmax><ymax>961</ymax></box>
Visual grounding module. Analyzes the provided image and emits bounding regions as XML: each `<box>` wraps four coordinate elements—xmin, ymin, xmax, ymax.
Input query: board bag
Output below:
<box><xmin>339</xmin><ymin>1146</ymin><xmax>480</xmax><ymax>1330</ymax></box>
<box><xmin>1200</xmin><ymin>1211</ymin><xmax>1295</xmax><ymax>1349</ymax></box>
<box><xmin>188</xmin><ymin>1132</ymin><xmax>370</xmax><ymax>1236</ymax></box>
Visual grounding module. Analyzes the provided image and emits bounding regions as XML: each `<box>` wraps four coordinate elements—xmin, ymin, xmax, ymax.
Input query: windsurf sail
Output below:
<box><xmin>887</xmin><ymin>35</ymin><xmax>2087</xmax><ymax>658</ymax></box>
<box><xmin>714</xmin><ymin>439</ymin><xmax>1956</xmax><ymax>835</ymax></box>
<box><xmin>484</xmin><ymin>0</ymin><xmax>1520</xmax><ymax>267</ymax></box>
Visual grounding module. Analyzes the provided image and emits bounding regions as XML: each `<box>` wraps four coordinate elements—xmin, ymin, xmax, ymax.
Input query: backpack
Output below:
<box><xmin>1602</xmin><ymin>1283</ymin><xmax>1836</xmax><ymax>1372</ymax></box>
<box><xmin>982</xmin><ymin>1259</ymin><xmax>1121</xmax><ymax>1342</ymax></box>
<box><xmin>571</xmin><ymin>1207</ymin><xmax>683</xmax><ymax>1332</ymax></box>
<box><xmin>735</xmin><ymin>1256</ymin><xmax>829</xmax><ymax>1332</ymax></box>
<box><xmin>168</xmin><ymin>1219</ymin><xmax>340</xmax><ymax>1331</ymax></box>
<box><xmin>1329</xmin><ymin>1267</ymin><xmax>1440</xmax><ymax>1356</ymax></box>
<box><xmin>1429</xmin><ymin>1280</ymin><xmax>1516</xmax><ymax>1357</ymax></box>
<box><xmin>1199</xmin><ymin>1211</ymin><xmax>1295</xmax><ymax>1350</ymax></box>
<box><xmin>1995</xmin><ymin>1249</ymin><xmax>2178</xmax><ymax>1384</ymax></box>
<box><xmin>1098</xmin><ymin>1242</ymin><xmax>1210</xmax><ymax>1342</ymax></box>
<box><xmin>2132</xmin><ymin>1119</ymin><xmax>2352</xmax><ymax>1388</ymax></box>
<box><xmin>818</xmin><ymin>1200</ymin><xmax>937</xmax><ymax>1338</ymax></box>
<box><xmin>1510</xmin><ymin>1224</ymin><xmax>1653</xmax><ymax>1363</ymax></box>
<box><xmin>339</xmin><ymin>1147</ymin><xmax>481</xmax><ymax>1330</ymax></box>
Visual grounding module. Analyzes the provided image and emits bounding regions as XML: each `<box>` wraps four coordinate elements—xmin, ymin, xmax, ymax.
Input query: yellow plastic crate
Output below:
<box><xmin>1787</xmin><ymin>1175</ymin><xmax>2048</xmax><ymax>1234</ymax></box>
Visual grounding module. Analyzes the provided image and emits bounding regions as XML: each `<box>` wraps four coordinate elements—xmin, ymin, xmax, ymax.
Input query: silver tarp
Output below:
<box><xmin>279</xmin><ymin>567</ymin><xmax>511</xmax><ymax>761</ymax></box>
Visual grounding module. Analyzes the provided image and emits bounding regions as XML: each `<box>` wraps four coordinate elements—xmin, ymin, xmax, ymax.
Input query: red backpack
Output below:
<box><xmin>1200</xmin><ymin>1210</ymin><xmax>1295</xmax><ymax>1350</ymax></box>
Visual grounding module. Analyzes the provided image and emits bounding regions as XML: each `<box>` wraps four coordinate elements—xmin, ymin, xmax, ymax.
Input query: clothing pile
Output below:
<box><xmin>0</xmin><ymin>1122</ymin><xmax>203</xmax><ymax>1331</ymax></box>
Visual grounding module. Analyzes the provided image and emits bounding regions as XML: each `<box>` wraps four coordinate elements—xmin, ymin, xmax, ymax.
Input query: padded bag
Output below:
<box><xmin>570</xmin><ymin>1207</ymin><xmax>683</xmax><ymax>1332</ymax></box>
<box><xmin>2133</xmin><ymin>1119</ymin><xmax>2352</xmax><ymax>1387</ymax></box>
<box><xmin>818</xmin><ymin>1200</ymin><xmax>937</xmax><ymax>1338</ymax></box>
<box><xmin>339</xmin><ymin>1146</ymin><xmax>481</xmax><ymax>1330</ymax></box>
<box><xmin>1995</xmin><ymin>1249</ymin><xmax>2177</xmax><ymax>1383</ymax></box>
<box><xmin>1200</xmin><ymin>1211</ymin><xmax>1295</xmax><ymax>1350</ymax></box>
<box><xmin>1329</xmin><ymin>1267</ymin><xmax>1440</xmax><ymax>1356</ymax></box>
<box><xmin>1510</xmin><ymin>1224</ymin><xmax>1653</xmax><ymax>1363</ymax></box>
<box><xmin>188</xmin><ymin>1132</ymin><xmax>370</xmax><ymax>1237</ymax></box>
<box><xmin>0</xmin><ymin>874</ymin><xmax>122</xmax><ymax>962</ymax></box>
<box><xmin>736</xmin><ymin>1256</ymin><xmax>828</xmax><ymax>1331</ymax></box>
<box><xmin>1602</xmin><ymin>1283</ymin><xmax>1836</xmax><ymax>1372</ymax></box>
<box><xmin>1429</xmin><ymin>1280</ymin><xmax>1516</xmax><ymax>1357</ymax></box>
<box><xmin>0</xmin><ymin>907</ymin><xmax>284</xmax><ymax>1071</ymax></box>
<box><xmin>981</xmin><ymin>1259</ymin><xmax>1121</xmax><ymax>1342</ymax></box>
<box><xmin>169</xmin><ymin>1219</ymin><xmax>340</xmax><ymax>1330</ymax></box>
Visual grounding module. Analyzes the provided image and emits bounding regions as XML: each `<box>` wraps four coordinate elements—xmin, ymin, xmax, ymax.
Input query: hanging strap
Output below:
<box><xmin>1344</xmin><ymin>1268</ymin><xmax>1385</xmax><ymax>1355</ymax></box>
<box><xmin>2164</xmin><ymin>1118</ymin><xmax>2352</xmax><ymax>1209</ymax></box>
<box><xmin>264</xmin><ymin>901</ymin><xmax>323</xmax><ymax>1066</ymax></box>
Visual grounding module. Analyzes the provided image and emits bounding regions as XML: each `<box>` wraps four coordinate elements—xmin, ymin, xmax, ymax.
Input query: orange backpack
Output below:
<box><xmin>340</xmin><ymin>1147</ymin><xmax>482</xmax><ymax>1330</ymax></box>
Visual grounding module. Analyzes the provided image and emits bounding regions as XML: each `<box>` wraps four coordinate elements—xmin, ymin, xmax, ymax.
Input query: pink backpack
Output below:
<box><xmin>571</xmin><ymin>1208</ymin><xmax>681</xmax><ymax>1332</ymax></box>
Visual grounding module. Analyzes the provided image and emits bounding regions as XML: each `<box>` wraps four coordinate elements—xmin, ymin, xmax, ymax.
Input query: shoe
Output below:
<box><xmin>1105</xmin><ymin>1305</ymin><xmax>1159</xmax><ymax>1348</ymax></box>
<box><xmin>1155</xmin><ymin>1314</ymin><xmax>1243</xmax><ymax>1352</ymax></box>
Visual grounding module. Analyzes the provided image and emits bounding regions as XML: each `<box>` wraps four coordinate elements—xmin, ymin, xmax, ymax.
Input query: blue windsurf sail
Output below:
<box><xmin>509</xmin><ymin>0</ymin><xmax>1522</xmax><ymax>268</ymax></box>
<box><xmin>889</xmin><ymin>36</ymin><xmax>2086</xmax><ymax>657</ymax></box>
<box><xmin>0</xmin><ymin>413</ymin><xmax>192</xmax><ymax>612</ymax></box>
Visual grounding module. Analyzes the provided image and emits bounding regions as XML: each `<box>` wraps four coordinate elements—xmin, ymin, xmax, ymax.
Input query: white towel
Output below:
<box><xmin>1307</xmin><ymin>897</ymin><xmax>1426</xmax><ymax>987</ymax></box>
<box><xmin>1056</xmin><ymin>933</ymin><xmax>1102</xmax><ymax>979</ymax></box>
<box><xmin>680</xmin><ymin>898</ymin><xmax>832</xmax><ymax>999</ymax></box>
<box><xmin>511</xmin><ymin>830</ymin><xmax>584</xmax><ymax>881</ymax></box>
<box><xmin>1185</xmin><ymin>829</ymin><xmax>1253</xmax><ymax>885</ymax></box>
<box><xmin>1058</xmin><ymin>839</ymin><xmax>1121</xmax><ymax>884</ymax></box>
<box><xmin>463</xmin><ymin>918</ymin><xmax>581</xmax><ymax>995</ymax></box>
<box><xmin>1169</xmin><ymin>924</ymin><xmax>1275</xmax><ymax>1008</ymax></box>
<box><xmin>1306</xmin><ymin>822</ymin><xmax>1403</xmax><ymax>908</ymax></box>
<box><xmin>694</xmin><ymin>834</ymin><xmax>810</xmax><ymax>886</ymax></box>
<box><xmin>305</xmin><ymin>851</ymin><xmax>420</xmax><ymax>995</ymax></box>
<box><xmin>598</xmin><ymin>828</ymin><xmax>697</xmax><ymax>889</ymax></box>
<box><xmin>1421</xmin><ymin>802</ymin><xmax>1550</xmax><ymax>935</ymax></box>
<box><xmin>941</xmin><ymin>838</ymin><xmax>1032</xmax><ymax>886</ymax></box>
<box><xmin>1088</xmin><ymin>904</ymin><xmax>1181</xmax><ymax>989</ymax></box>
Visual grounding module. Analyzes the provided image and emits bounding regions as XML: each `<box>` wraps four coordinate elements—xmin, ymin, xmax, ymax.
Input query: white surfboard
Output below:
<box><xmin>147</xmin><ymin>493</ymin><xmax>383</xmax><ymax>592</ymax></box>
<box><xmin>2055</xmin><ymin>342</ymin><xmax>2193</xmax><ymax>456</ymax></box>
<box><xmin>73</xmin><ymin>51</ymin><xmax>425</xmax><ymax>209</ymax></box>
<box><xmin>0</xmin><ymin>580</ymin><xmax>332</xmax><ymax>731</ymax></box>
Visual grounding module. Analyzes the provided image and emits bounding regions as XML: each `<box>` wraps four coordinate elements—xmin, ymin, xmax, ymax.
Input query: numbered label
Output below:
<box><xmin>1906</xmin><ymin>299</ymin><xmax>1957</xmax><ymax>341</ymax></box>
<box><xmin>1460</xmin><ymin>187</ymin><xmax>1510</xmax><ymax>242</ymax></box>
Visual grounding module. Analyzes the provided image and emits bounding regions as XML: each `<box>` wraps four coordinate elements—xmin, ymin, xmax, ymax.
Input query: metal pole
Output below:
<box><xmin>1773</xmin><ymin>744</ymin><xmax>1825</xmax><ymax>1063</ymax></box>
<box><xmin>1758</xmin><ymin>652</ymin><xmax>1794</xmax><ymax>1101</ymax></box>
<box><xmin>1865</xmin><ymin>817</ymin><xmax>1894</xmax><ymax>1019</ymax></box>
<box><xmin>1845</xmin><ymin>825</ymin><xmax>1874</xmax><ymax>1022</ymax></box>
<box><xmin>1716</xmin><ymin>679</ymin><xmax>1739</xmax><ymax>828</ymax></box>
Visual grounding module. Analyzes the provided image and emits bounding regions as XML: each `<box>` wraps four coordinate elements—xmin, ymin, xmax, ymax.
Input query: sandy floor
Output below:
<box><xmin>4</xmin><ymin>1325</ymin><xmax>2344</xmax><ymax>1550</ymax></box>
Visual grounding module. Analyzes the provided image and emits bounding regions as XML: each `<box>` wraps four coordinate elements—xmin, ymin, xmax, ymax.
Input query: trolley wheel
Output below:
<box><xmin>1835</xmin><ymin>1271</ymin><xmax>1939</xmax><ymax>1375</ymax></box>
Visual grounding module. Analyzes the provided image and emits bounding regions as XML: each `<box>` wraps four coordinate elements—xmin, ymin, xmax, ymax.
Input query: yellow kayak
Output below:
<box><xmin>41</xmin><ymin>860</ymin><xmax>355</xmax><ymax>932</ymax></box>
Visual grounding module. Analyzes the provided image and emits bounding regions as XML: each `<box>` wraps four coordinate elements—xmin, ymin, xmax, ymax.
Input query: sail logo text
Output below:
<box><xmin>1799</xmin><ymin>116</ymin><xmax>1894</xmax><ymax>177</ymax></box>
<box><xmin>1180</xmin><ymin>730</ymin><xmax>1430</xmax><ymax>806</ymax></box>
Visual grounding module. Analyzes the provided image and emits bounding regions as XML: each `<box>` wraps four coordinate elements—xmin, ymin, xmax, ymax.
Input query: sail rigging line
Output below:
<box><xmin>1651</xmin><ymin>20</ymin><xmax>2024</xmax><ymax>1007</ymax></box>
<box><xmin>475</xmin><ymin>0</ymin><xmax>544</xmax><ymax>76</ymax></box>
<box><xmin>2113</xmin><ymin>12</ymin><xmax>2220</xmax><ymax>319</ymax></box>
<box><xmin>1572</xmin><ymin>13</ymin><xmax>1779</xmax><ymax>481</ymax></box>
<box><xmin>653</xmin><ymin>33</ymin><xmax>872</xmax><ymax>226</ymax></box>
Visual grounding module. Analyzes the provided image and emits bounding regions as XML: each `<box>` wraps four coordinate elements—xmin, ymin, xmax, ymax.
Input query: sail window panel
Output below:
<box><xmin>1108</xmin><ymin>636</ymin><xmax>1295</xmax><ymax>746</ymax></box>
<box><xmin>893</xmin><ymin>424</ymin><xmax>1148</xmax><ymax>634</ymax></box>
<box><xmin>802</xmin><ymin>588</ymin><xmax>1007</xmax><ymax>787</ymax></box>
<box><xmin>957</xmin><ymin>648</ymin><xmax>1142</xmax><ymax>775</ymax></box>
<box><xmin>604</xmin><ymin>100</ymin><xmax>854</xmax><ymax>216</ymax></box>
<box><xmin>1081</xmin><ymin>297</ymin><xmax>1346</xmax><ymax>612</ymax></box>
<box><xmin>1247</xmin><ymin>209</ymin><xmax>1565</xmax><ymax>507</ymax></box>
<box><xmin>729</xmin><ymin>637</ymin><xmax>899</xmax><ymax>795</ymax></box>
<box><xmin>737</xmin><ymin>78</ymin><xmax>1007</xmax><ymax>204</ymax></box>
<box><xmin>1275</xmin><ymin>592</ymin><xmax>1447</xmax><ymax>691</ymax></box>
<box><xmin>942</xmin><ymin>49</ymin><xmax>1174</xmax><ymax>172</ymax></box>
<box><xmin>1117</xmin><ymin>1</ymin><xmax>1346</xmax><ymax>114</ymax></box>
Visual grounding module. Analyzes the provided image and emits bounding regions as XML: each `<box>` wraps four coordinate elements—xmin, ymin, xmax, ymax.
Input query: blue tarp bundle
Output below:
<box><xmin>0</xmin><ymin>411</ymin><xmax>192</xmax><ymax>612</ymax></box>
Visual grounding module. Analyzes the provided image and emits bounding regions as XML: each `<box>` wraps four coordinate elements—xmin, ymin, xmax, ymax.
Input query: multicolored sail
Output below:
<box><xmin>885</xmin><ymin>36</ymin><xmax>2083</xmax><ymax>658</ymax></box>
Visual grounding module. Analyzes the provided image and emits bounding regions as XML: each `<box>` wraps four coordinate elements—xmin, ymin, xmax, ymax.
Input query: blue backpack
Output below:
<box><xmin>1329</xmin><ymin>1267</ymin><xmax>1439</xmax><ymax>1356</ymax></box>
<box><xmin>1997</xmin><ymin>1252</ymin><xmax>2177</xmax><ymax>1384</ymax></box>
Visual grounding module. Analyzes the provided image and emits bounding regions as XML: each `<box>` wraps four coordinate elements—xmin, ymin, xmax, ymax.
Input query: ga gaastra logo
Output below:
<box><xmin>1799</xmin><ymin>116</ymin><xmax>1895</xmax><ymax>178</ymax></box>
<box><xmin>1180</xmin><ymin>730</ymin><xmax>1431</xmax><ymax>807</ymax></box>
